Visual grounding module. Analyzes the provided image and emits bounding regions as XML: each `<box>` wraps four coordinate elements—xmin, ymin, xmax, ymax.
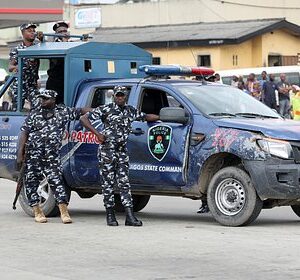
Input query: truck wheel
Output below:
<box><xmin>291</xmin><ymin>205</ymin><xmax>300</xmax><ymax>217</ymax></box>
<box><xmin>18</xmin><ymin>178</ymin><xmax>71</xmax><ymax>217</ymax></box>
<box><xmin>207</xmin><ymin>166</ymin><xmax>263</xmax><ymax>227</ymax></box>
<box><xmin>114</xmin><ymin>194</ymin><xmax>151</xmax><ymax>212</ymax></box>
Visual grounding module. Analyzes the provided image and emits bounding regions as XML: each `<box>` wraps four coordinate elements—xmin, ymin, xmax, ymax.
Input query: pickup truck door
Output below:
<box><xmin>128</xmin><ymin>85</ymin><xmax>192</xmax><ymax>191</ymax></box>
<box><xmin>0</xmin><ymin>76</ymin><xmax>26</xmax><ymax>180</ymax></box>
<box><xmin>68</xmin><ymin>85</ymin><xmax>130</xmax><ymax>188</ymax></box>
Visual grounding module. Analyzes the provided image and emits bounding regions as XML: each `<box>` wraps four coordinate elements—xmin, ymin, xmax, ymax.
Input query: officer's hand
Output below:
<box><xmin>97</xmin><ymin>133</ymin><xmax>106</xmax><ymax>144</ymax></box>
<box><xmin>36</xmin><ymin>31</ymin><xmax>44</xmax><ymax>42</ymax></box>
<box><xmin>12</xmin><ymin>67</ymin><xmax>18</xmax><ymax>73</ymax></box>
<box><xmin>82</xmin><ymin>34</ymin><xmax>89</xmax><ymax>41</ymax></box>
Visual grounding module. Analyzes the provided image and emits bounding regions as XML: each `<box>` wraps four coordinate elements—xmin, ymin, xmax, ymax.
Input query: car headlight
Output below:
<box><xmin>257</xmin><ymin>138</ymin><xmax>294</xmax><ymax>159</ymax></box>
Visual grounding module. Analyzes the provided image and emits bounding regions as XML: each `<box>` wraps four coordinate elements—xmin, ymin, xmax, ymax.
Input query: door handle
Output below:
<box><xmin>2</xmin><ymin>117</ymin><xmax>9</xmax><ymax>122</ymax></box>
<box><xmin>131</xmin><ymin>128</ymin><xmax>144</xmax><ymax>135</ymax></box>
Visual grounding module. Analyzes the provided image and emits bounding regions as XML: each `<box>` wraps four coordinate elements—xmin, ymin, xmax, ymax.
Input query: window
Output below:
<box><xmin>84</xmin><ymin>60</ymin><xmax>92</xmax><ymax>72</ymax></box>
<box><xmin>232</xmin><ymin>55</ymin><xmax>238</xmax><ymax>66</ymax></box>
<box><xmin>152</xmin><ymin>57</ymin><xmax>161</xmax><ymax>65</ymax></box>
<box><xmin>197</xmin><ymin>55</ymin><xmax>211</xmax><ymax>67</ymax></box>
<box><xmin>268</xmin><ymin>55</ymin><xmax>282</xmax><ymax>66</ymax></box>
<box><xmin>0</xmin><ymin>83</ymin><xmax>14</xmax><ymax>111</ymax></box>
<box><xmin>91</xmin><ymin>87</ymin><xmax>131</xmax><ymax>108</ymax></box>
<box><xmin>140</xmin><ymin>88</ymin><xmax>184</xmax><ymax>115</ymax></box>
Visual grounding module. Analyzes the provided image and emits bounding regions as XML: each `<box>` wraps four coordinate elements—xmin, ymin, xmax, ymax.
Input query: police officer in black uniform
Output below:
<box><xmin>46</xmin><ymin>21</ymin><xmax>70</xmax><ymax>105</ymax></box>
<box><xmin>80</xmin><ymin>86</ymin><xmax>159</xmax><ymax>226</ymax></box>
<box><xmin>17</xmin><ymin>89</ymin><xmax>90</xmax><ymax>224</ymax></box>
<box><xmin>9</xmin><ymin>23</ymin><xmax>40</xmax><ymax>109</ymax></box>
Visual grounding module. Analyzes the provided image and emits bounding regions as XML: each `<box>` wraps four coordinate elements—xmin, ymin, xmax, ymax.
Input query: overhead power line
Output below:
<box><xmin>210</xmin><ymin>0</ymin><xmax>300</xmax><ymax>10</ymax></box>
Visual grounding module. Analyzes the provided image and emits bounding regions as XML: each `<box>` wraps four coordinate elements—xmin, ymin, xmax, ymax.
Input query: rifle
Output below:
<box><xmin>12</xmin><ymin>156</ymin><xmax>26</xmax><ymax>210</ymax></box>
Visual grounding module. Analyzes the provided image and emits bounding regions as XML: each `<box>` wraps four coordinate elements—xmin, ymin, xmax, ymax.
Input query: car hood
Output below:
<box><xmin>213</xmin><ymin>118</ymin><xmax>300</xmax><ymax>141</ymax></box>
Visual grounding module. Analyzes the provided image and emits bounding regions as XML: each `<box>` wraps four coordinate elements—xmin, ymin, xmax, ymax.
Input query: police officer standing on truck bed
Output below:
<box><xmin>8</xmin><ymin>23</ymin><xmax>40</xmax><ymax>109</ymax></box>
<box><xmin>80</xmin><ymin>86</ymin><xmax>159</xmax><ymax>226</ymax></box>
<box><xmin>17</xmin><ymin>89</ymin><xmax>90</xmax><ymax>224</ymax></box>
<box><xmin>46</xmin><ymin>21</ymin><xmax>70</xmax><ymax>105</ymax></box>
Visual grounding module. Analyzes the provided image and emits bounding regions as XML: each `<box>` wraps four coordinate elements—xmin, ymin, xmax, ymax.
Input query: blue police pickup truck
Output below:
<box><xmin>1</xmin><ymin>41</ymin><xmax>300</xmax><ymax>226</ymax></box>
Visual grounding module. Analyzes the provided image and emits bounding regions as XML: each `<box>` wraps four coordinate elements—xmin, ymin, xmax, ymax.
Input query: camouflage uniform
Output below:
<box><xmin>21</xmin><ymin>104</ymin><xmax>81</xmax><ymax>207</ymax></box>
<box><xmin>9</xmin><ymin>42</ymin><xmax>39</xmax><ymax>109</ymax></box>
<box><xmin>88</xmin><ymin>103</ymin><xmax>146</xmax><ymax>208</ymax></box>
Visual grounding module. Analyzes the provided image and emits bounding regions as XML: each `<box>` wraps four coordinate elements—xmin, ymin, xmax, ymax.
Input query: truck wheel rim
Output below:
<box><xmin>215</xmin><ymin>178</ymin><xmax>246</xmax><ymax>216</ymax></box>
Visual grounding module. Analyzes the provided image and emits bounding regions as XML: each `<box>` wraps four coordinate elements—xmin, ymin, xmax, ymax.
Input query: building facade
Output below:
<box><xmin>101</xmin><ymin>0</ymin><xmax>300</xmax><ymax>28</ymax></box>
<box><xmin>93</xmin><ymin>18</ymin><xmax>300</xmax><ymax>70</ymax></box>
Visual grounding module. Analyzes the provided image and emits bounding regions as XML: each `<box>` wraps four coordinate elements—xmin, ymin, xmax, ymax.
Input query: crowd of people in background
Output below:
<box><xmin>208</xmin><ymin>70</ymin><xmax>300</xmax><ymax>120</ymax></box>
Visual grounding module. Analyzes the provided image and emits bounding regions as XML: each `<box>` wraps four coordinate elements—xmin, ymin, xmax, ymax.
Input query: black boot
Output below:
<box><xmin>125</xmin><ymin>207</ymin><xmax>143</xmax><ymax>226</ymax></box>
<box><xmin>106</xmin><ymin>208</ymin><xmax>118</xmax><ymax>226</ymax></box>
<box><xmin>197</xmin><ymin>200</ymin><xmax>210</xmax><ymax>214</ymax></box>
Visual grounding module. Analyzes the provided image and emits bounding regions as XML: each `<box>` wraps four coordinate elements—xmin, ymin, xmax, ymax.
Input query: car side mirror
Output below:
<box><xmin>159</xmin><ymin>107</ymin><xmax>188</xmax><ymax>124</ymax></box>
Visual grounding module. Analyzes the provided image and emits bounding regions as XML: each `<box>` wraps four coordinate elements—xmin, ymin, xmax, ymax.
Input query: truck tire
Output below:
<box><xmin>114</xmin><ymin>194</ymin><xmax>151</xmax><ymax>213</ymax></box>
<box><xmin>207</xmin><ymin>166</ymin><xmax>263</xmax><ymax>227</ymax></box>
<box><xmin>291</xmin><ymin>205</ymin><xmax>300</xmax><ymax>217</ymax></box>
<box><xmin>18</xmin><ymin>180</ymin><xmax>71</xmax><ymax>217</ymax></box>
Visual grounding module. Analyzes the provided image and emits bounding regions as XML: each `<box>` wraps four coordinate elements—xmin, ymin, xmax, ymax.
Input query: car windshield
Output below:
<box><xmin>177</xmin><ymin>84</ymin><xmax>280</xmax><ymax>119</ymax></box>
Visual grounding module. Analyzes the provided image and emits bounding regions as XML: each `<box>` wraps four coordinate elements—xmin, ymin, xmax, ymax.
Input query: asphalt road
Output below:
<box><xmin>0</xmin><ymin>178</ymin><xmax>300</xmax><ymax>280</ymax></box>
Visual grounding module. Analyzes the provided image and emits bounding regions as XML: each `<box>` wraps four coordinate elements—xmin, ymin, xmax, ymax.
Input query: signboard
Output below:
<box><xmin>75</xmin><ymin>8</ymin><xmax>101</xmax><ymax>29</ymax></box>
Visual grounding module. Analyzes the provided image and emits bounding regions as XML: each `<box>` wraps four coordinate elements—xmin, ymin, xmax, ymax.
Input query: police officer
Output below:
<box><xmin>8</xmin><ymin>23</ymin><xmax>40</xmax><ymax>109</ymax></box>
<box><xmin>80</xmin><ymin>86</ymin><xmax>159</xmax><ymax>226</ymax></box>
<box><xmin>17</xmin><ymin>89</ymin><xmax>90</xmax><ymax>223</ymax></box>
<box><xmin>46</xmin><ymin>21</ymin><xmax>70</xmax><ymax>105</ymax></box>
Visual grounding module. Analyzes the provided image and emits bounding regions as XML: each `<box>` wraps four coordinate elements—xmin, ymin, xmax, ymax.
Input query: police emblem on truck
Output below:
<box><xmin>148</xmin><ymin>125</ymin><xmax>172</xmax><ymax>161</ymax></box>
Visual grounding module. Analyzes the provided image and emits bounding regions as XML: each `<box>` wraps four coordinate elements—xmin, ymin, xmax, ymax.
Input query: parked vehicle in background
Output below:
<box><xmin>218</xmin><ymin>66</ymin><xmax>300</xmax><ymax>86</ymax></box>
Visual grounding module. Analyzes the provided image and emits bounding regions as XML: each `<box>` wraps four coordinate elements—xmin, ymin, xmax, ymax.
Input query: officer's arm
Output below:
<box><xmin>9</xmin><ymin>58</ymin><xmax>18</xmax><ymax>73</ymax></box>
<box><xmin>145</xmin><ymin>114</ymin><xmax>160</xmax><ymax>122</ymax></box>
<box><xmin>80</xmin><ymin>114</ymin><xmax>105</xmax><ymax>144</ymax></box>
<box><xmin>17</xmin><ymin>131</ymin><xmax>28</xmax><ymax>167</ymax></box>
<box><xmin>80</xmin><ymin>107</ymin><xmax>92</xmax><ymax>115</ymax></box>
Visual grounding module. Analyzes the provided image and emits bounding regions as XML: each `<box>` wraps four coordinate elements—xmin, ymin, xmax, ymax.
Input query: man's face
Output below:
<box><xmin>261</xmin><ymin>72</ymin><xmax>267</xmax><ymax>79</ymax></box>
<box><xmin>22</xmin><ymin>27</ymin><xmax>36</xmax><ymax>42</ymax></box>
<box><xmin>280</xmin><ymin>74</ymin><xmax>286</xmax><ymax>82</ymax></box>
<box><xmin>249</xmin><ymin>74</ymin><xmax>255</xmax><ymax>81</ymax></box>
<box><xmin>114</xmin><ymin>93</ymin><xmax>126</xmax><ymax>106</ymax></box>
<box><xmin>56</xmin><ymin>27</ymin><xmax>69</xmax><ymax>42</ymax></box>
<box><xmin>269</xmin><ymin>74</ymin><xmax>275</xmax><ymax>81</ymax></box>
<box><xmin>40</xmin><ymin>96</ymin><xmax>56</xmax><ymax>108</ymax></box>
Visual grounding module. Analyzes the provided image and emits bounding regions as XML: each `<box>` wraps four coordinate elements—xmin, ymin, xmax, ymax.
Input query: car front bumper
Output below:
<box><xmin>244</xmin><ymin>159</ymin><xmax>300</xmax><ymax>200</ymax></box>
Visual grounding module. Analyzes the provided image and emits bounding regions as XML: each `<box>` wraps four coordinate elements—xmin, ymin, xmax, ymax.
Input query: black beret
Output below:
<box><xmin>53</xmin><ymin>21</ymin><xmax>69</xmax><ymax>32</ymax></box>
<box><xmin>20</xmin><ymin>23</ymin><xmax>37</xmax><ymax>31</ymax></box>
<box><xmin>38</xmin><ymin>89</ymin><xmax>58</xmax><ymax>99</ymax></box>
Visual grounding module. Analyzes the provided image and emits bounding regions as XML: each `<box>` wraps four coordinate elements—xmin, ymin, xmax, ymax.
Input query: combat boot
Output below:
<box><xmin>125</xmin><ymin>207</ymin><xmax>143</xmax><ymax>226</ymax></box>
<box><xmin>58</xmin><ymin>203</ymin><xmax>72</xmax><ymax>224</ymax></box>
<box><xmin>32</xmin><ymin>205</ymin><xmax>47</xmax><ymax>223</ymax></box>
<box><xmin>106</xmin><ymin>208</ymin><xmax>118</xmax><ymax>226</ymax></box>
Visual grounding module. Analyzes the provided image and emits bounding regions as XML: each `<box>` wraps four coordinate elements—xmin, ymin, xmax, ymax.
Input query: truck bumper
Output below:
<box><xmin>244</xmin><ymin>159</ymin><xmax>300</xmax><ymax>200</ymax></box>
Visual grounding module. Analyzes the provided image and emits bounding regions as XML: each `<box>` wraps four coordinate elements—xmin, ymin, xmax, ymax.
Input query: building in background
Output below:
<box><xmin>100</xmin><ymin>0</ymin><xmax>300</xmax><ymax>28</ymax></box>
<box><xmin>1</xmin><ymin>0</ymin><xmax>300</xmax><ymax>72</ymax></box>
<box><xmin>93</xmin><ymin>18</ymin><xmax>300</xmax><ymax>70</ymax></box>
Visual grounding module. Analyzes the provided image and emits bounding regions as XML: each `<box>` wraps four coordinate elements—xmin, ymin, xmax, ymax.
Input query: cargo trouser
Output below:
<box><xmin>98</xmin><ymin>141</ymin><xmax>133</xmax><ymax>209</ymax></box>
<box><xmin>24</xmin><ymin>148</ymin><xmax>68</xmax><ymax>207</ymax></box>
